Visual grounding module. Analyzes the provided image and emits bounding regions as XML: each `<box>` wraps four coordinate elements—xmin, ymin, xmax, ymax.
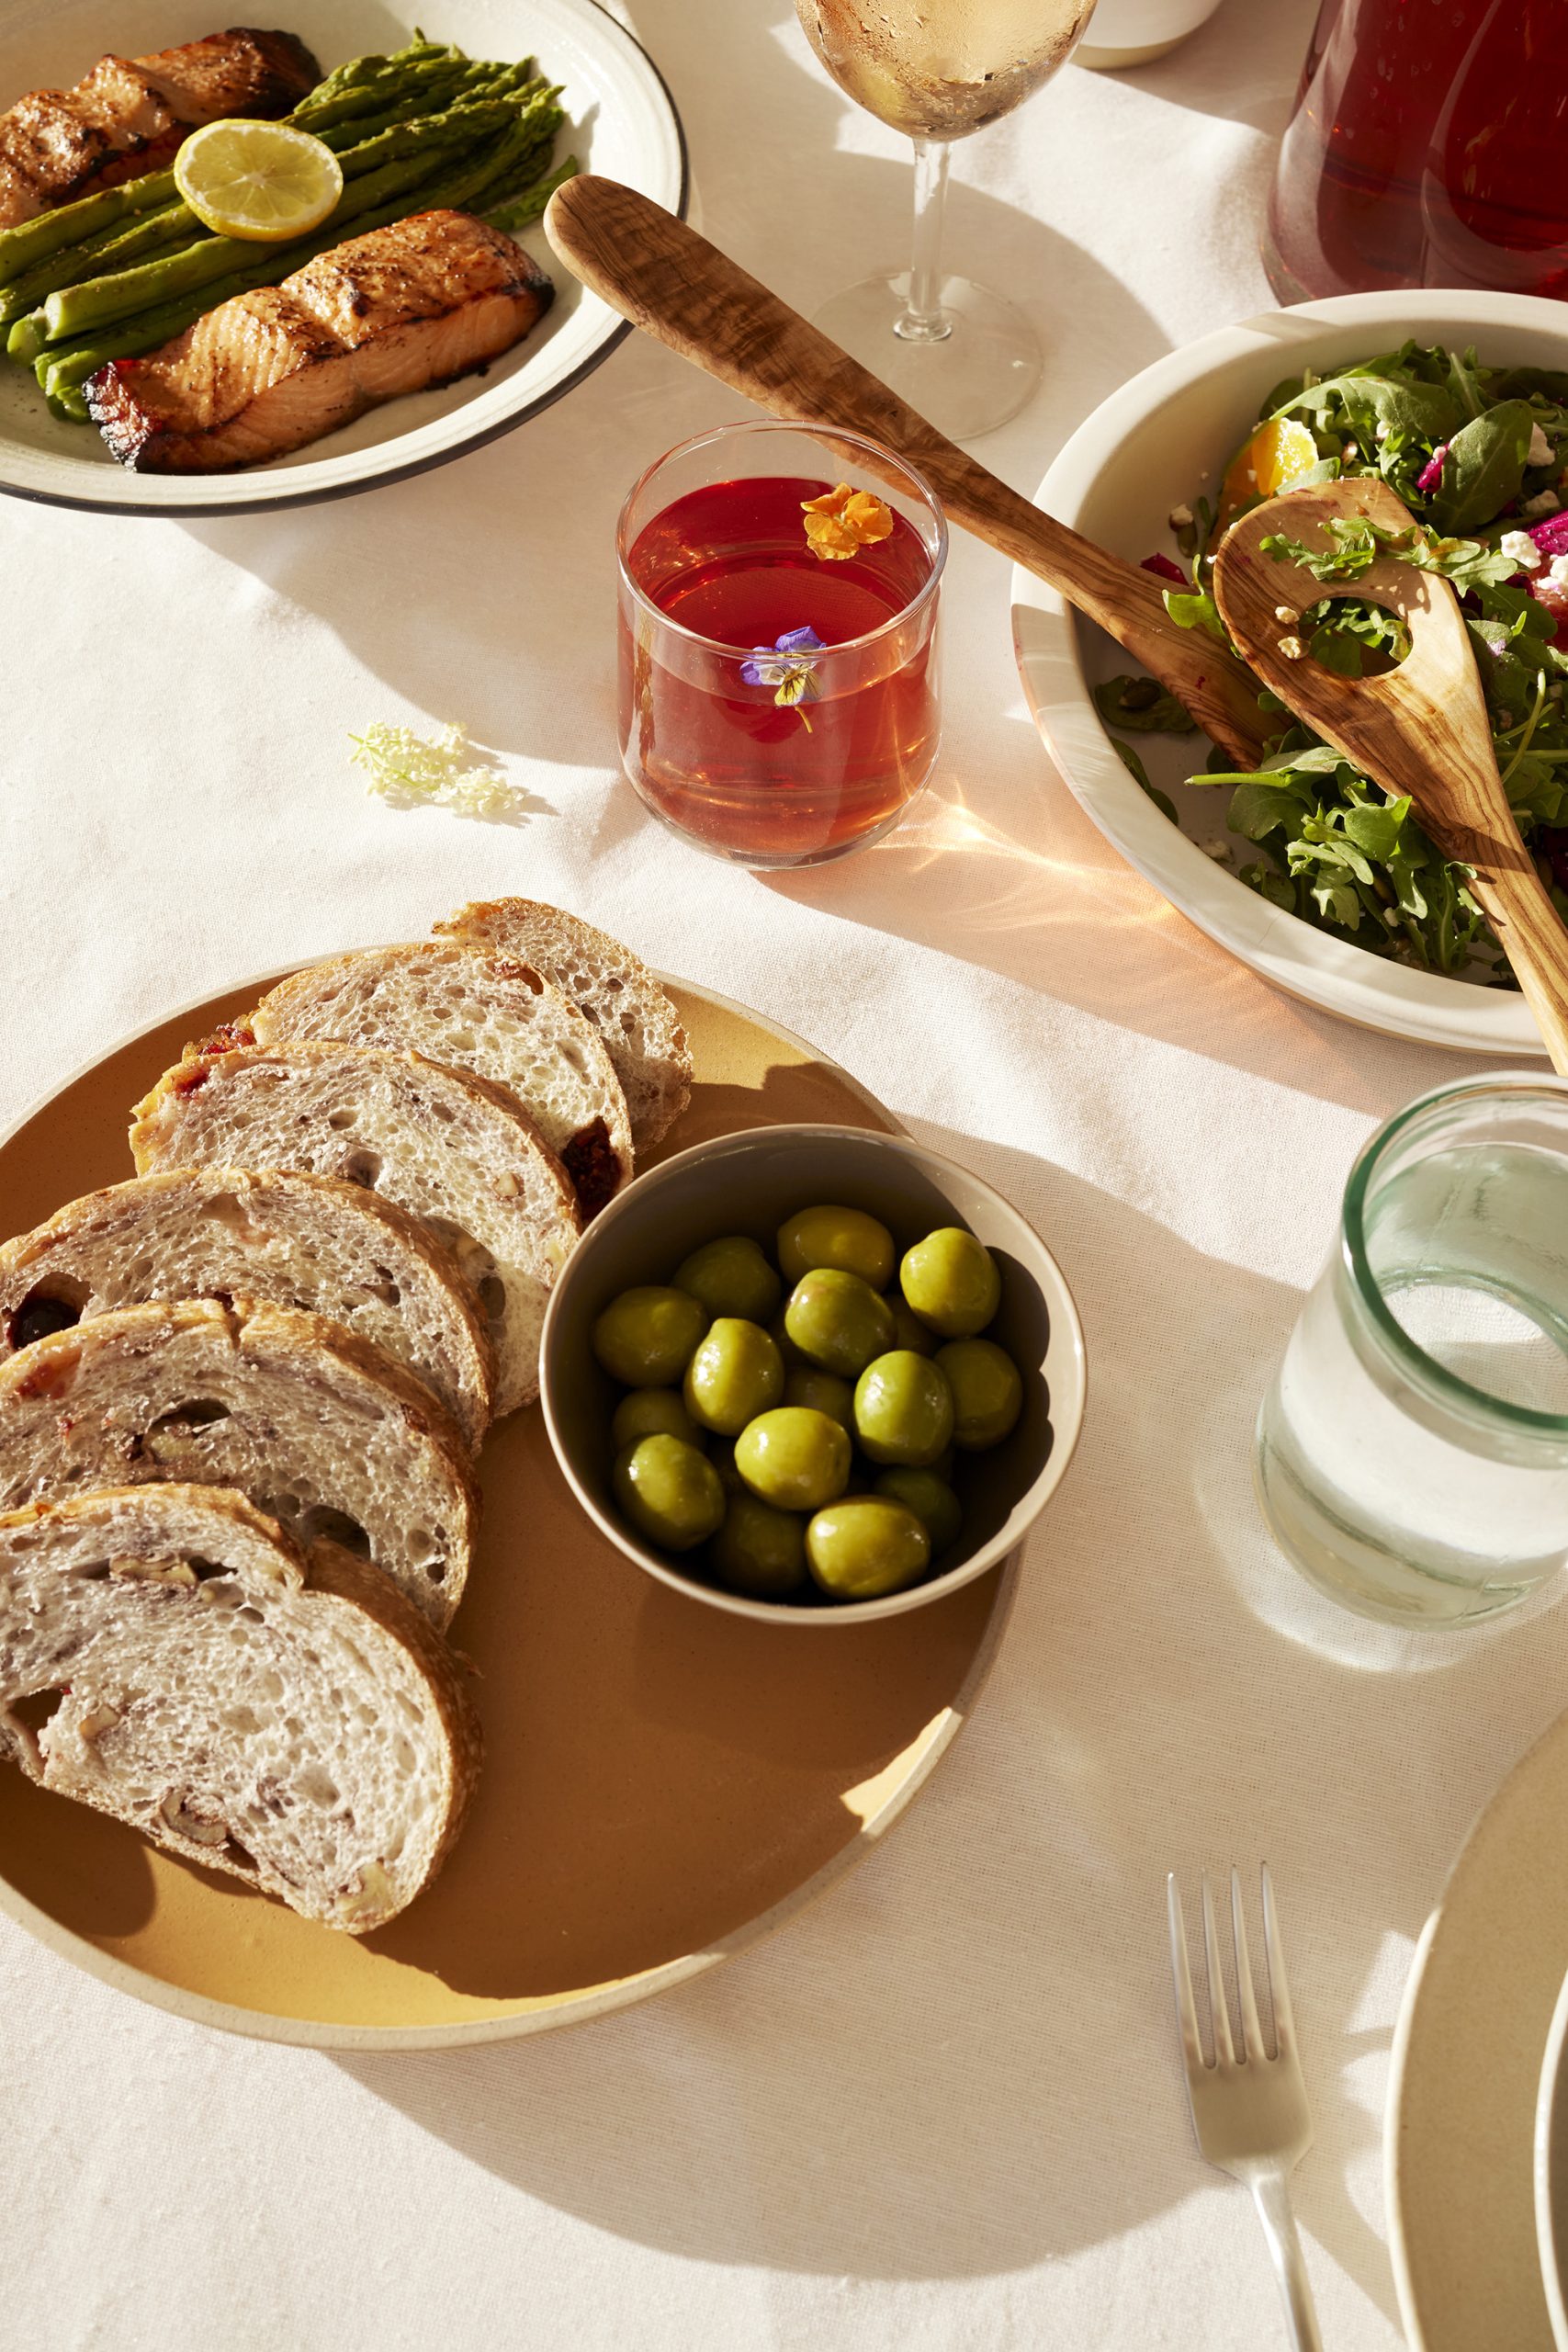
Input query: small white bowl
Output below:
<box><xmin>1011</xmin><ymin>288</ymin><xmax>1567</xmax><ymax>1058</ymax></box>
<box><xmin>538</xmin><ymin>1123</ymin><xmax>1087</xmax><ymax>1625</ymax></box>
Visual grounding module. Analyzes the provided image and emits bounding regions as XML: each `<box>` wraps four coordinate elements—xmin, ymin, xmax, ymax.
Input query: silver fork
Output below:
<box><xmin>1167</xmin><ymin>1865</ymin><xmax>1323</xmax><ymax>2351</ymax></box>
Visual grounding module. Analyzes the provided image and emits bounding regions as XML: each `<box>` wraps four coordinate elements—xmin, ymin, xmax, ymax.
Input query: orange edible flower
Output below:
<box><xmin>802</xmin><ymin>482</ymin><xmax>895</xmax><ymax>561</ymax></box>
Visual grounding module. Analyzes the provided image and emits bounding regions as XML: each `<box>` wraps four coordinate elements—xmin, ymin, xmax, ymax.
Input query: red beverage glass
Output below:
<box><xmin>616</xmin><ymin>423</ymin><xmax>945</xmax><ymax>867</ymax></box>
<box><xmin>1266</xmin><ymin>0</ymin><xmax>1568</xmax><ymax>303</ymax></box>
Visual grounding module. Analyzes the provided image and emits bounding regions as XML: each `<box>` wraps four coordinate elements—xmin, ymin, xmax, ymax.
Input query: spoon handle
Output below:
<box><xmin>545</xmin><ymin>175</ymin><xmax>1268</xmax><ymax>765</ymax></box>
<box><xmin>1472</xmin><ymin>867</ymin><xmax>1568</xmax><ymax>1075</ymax></box>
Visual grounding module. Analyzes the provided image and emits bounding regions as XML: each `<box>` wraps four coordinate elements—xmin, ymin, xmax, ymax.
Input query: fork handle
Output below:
<box><xmin>1249</xmin><ymin>2171</ymin><xmax>1323</xmax><ymax>2351</ymax></box>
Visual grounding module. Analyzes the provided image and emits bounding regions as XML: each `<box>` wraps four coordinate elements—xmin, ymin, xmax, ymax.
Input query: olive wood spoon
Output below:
<box><xmin>1213</xmin><ymin>474</ymin><xmax>1568</xmax><ymax>1070</ymax></box>
<box><xmin>544</xmin><ymin>174</ymin><xmax>1269</xmax><ymax>766</ymax></box>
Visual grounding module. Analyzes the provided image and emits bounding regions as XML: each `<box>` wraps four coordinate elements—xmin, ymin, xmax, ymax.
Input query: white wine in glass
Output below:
<box><xmin>796</xmin><ymin>0</ymin><xmax>1097</xmax><ymax>437</ymax></box>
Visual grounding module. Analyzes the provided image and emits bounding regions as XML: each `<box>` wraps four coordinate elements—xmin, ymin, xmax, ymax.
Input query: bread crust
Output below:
<box><xmin>0</xmin><ymin>1166</ymin><xmax>496</xmax><ymax>1449</ymax></box>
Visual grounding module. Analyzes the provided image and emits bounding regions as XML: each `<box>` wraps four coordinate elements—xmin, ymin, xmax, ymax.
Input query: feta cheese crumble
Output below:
<box><xmin>1529</xmin><ymin>421</ymin><xmax>1554</xmax><ymax>469</ymax></box>
<box><xmin>1501</xmin><ymin>529</ymin><xmax>1543</xmax><ymax>571</ymax></box>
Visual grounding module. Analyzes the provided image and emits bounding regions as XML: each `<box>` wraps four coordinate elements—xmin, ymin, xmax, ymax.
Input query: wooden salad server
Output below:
<box><xmin>544</xmin><ymin>175</ymin><xmax>1269</xmax><ymax>766</ymax></box>
<box><xmin>1213</xmin><ymin>475</ymin><xmax>1568</xmax><ymax>1072</ymax></box>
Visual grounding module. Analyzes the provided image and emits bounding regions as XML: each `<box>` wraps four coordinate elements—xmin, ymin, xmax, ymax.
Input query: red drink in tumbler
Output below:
<box><xmin>616</xmin><ymin>430</ymin><xmax>944</xmax><ymax>869</ymax></box>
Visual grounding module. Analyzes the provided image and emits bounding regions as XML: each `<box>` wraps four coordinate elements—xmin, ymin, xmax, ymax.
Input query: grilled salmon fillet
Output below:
<box><xmin>0</xmin><ymin>28</ymin><xmax>319</xmax><ymax>229</ymax></box>
<box><xmin>86</xmin><ymin>209</ymin><xmax>556</xmax><ymax>473</ymax></box>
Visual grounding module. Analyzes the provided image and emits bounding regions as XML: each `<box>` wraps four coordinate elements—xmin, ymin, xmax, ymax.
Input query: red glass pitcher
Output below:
<box><xmin>1266</xmin><ymin>0</ymin><xmax>1568</xmax><ymax>302</ymax></box>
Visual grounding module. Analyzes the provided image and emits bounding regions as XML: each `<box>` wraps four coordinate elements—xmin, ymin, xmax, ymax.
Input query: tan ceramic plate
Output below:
<box><xmin>1387</xmin><ymin>1704</ymin><xmax>1568</xmax><ymax>2348</ymax></box>
<box><xmin>0</xmin><ymin>975</ymin><xmax>1013</xmax><ymax>2047</ymax></box>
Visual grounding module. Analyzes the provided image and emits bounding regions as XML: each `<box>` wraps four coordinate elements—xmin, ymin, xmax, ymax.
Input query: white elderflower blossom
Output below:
<box><xmin>349</xmin><ymin>720</ymin><xmax>522</xmax><ymax>820</ymax></box>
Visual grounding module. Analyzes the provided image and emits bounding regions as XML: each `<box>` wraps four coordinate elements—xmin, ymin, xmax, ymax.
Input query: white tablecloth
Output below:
<box><xmin>4</xmin><ymin>3</ymin><xmax>1559</xmax><ymax>2344</ymax></box>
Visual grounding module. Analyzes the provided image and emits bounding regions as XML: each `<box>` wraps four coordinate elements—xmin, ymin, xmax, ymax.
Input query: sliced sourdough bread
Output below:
<box><xmin>0</xmin><ymin>1485</ymin><xmax>480</xmax><ymax>1933</ymax></box>
<box><xmin>0</xmin><ymin>1298</ymin><xmax>477</xmax><ymax>1628</ymax></box>
<box><xmin>0</xmin><ymin>1168</ymin><xmax>494</xmax><ymax>1450</ymax></box>
<box><xmin>248</xmin><ymin>942</ymin><xmax>634</xmax><ymax>1218</ymax></box>
<box><xmin>434</xmin><ymin>899</ymin><xmax>692</xmax><ymax>1152</ymax></box>
<box><xmin>130</xmin><ymin>1041</ymin><xmax>580</xmax><ymax>1417</ymax></box>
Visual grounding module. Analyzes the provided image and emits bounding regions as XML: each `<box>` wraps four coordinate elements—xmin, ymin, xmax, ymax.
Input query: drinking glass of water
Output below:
<box><xmin>1256</xmin><ymin>1074</ymin><xmax>1568</xmax><ymax>1629</ymax></box>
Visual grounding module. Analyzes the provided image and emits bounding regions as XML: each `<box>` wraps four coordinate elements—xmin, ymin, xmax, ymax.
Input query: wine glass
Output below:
<box><xmin>795</xmin><ymin>0</ymin><xmax>1098</xmax><ymax>439</ymax></box>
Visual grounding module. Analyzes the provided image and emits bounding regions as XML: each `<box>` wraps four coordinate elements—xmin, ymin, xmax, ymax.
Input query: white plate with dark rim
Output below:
<box><xmin>1387</xmin><ymin>1702</ymin><xmax>1568</xmax><ymax>2349</ymax></box>
<box><xmin>1536</xmin><ymin>1965</ymin><xmax>1568</xmax><ymax>2350</ymax></box>
<box><xmin>1011</xmin><ymin>288</ymin><xmax>1568</xmax><ymax>1060</ymax></box>
<box><xmin>0</xmin><ymin>0</ymin><xmax>687</xmax><ymax>514</ymax></box>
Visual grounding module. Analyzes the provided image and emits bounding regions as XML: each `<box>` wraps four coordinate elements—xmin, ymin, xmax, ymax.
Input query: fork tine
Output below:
<box><xmin>1166</xmin><ymin>1874</ymin><xmax>1208</xmax><ymax>2075</ymax></box>
<box><xmin>1201</xmin><ymin>1872</ymin><xmax>1236</xmax><ymax>2065</ymax></box>
<box><xmin>1261</xmin><ymin>1862</ymin><xmax>1297</xmax><ymax>2052</ymax></box>
<box><xmin>1229</xmin><ymin>1865</ymin><xmax>1267</xmax><ymax>2062</ymax></box>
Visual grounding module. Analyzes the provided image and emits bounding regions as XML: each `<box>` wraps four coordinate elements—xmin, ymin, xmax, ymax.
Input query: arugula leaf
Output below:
<box><xmin>1093</xmin><ymin>674</ymin><xmax>1196</xmax><ymax>734</ymax></box>
<box><xmin>1109</xmin><ymin>735</ymin><xmax>1179</xmax><ymax>823</ymax></box>
<box><xmin>1429</xmin><ymin>400</ymin><xmax>1535</xmax><ymax>533</ymax></box>
<box><xmin>1162</xmin><ymin>584</ymin><xmax>1227</xmax><ymax>641</ymax></box>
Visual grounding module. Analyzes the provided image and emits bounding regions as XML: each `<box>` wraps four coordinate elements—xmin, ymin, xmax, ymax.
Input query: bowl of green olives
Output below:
<box><xmin>539</xmin><ymin>1125</ymin><xmax>1086</xmax><ymax>1624</ymax></box>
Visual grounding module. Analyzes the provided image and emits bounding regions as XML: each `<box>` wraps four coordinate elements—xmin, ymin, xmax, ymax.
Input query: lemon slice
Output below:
<box><xmin>175</xmin><ymin>119</ymin><xmax>344</xmax><ymax>243</ymax></box>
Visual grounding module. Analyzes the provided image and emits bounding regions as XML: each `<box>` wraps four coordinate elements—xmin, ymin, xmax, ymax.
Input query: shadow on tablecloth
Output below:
<box><xmin>335</xmin><ymin>1131</ymin><xmax>1568</xmax><ymax>2316</ymax></box>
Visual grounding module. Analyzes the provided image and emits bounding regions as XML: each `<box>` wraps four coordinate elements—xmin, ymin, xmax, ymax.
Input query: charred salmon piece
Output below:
<box><xmin>133</xmin><ymin>28</ymin><xmax>320</xmax><ymax>126</ymax></box>
<box><xmin>0</xmin><ymin>28</ymin><xmax>320</xmax><ymax>228</ymax></box>
<box><xmin>86</xmin><ymin>210</ymin><xmax>556</xmax><ymax>475</ymax></box>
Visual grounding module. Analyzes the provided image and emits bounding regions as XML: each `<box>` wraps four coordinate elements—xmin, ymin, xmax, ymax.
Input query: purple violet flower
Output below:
<box><xmin>739</xmin><ymin>626</ymin><xmax>826</xmax><ymax>729</ymax></box>
<box><xmin>740</xmin><ymin>624</ymin><xmax>825</xmax><ymax>686</ymax></box>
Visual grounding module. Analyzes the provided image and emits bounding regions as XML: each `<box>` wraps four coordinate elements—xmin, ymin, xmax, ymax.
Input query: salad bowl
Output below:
<box><xmin>1012</xmin><ymin>288</ymin><xmax>1568</xmax><ymax>1058</ymax></box>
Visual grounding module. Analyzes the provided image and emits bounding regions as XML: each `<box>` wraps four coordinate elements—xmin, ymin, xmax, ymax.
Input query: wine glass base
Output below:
<box><xmin>810</xmin><ymin>273</ymin><xmax>1042</xmax><ymax>440</ymax></box>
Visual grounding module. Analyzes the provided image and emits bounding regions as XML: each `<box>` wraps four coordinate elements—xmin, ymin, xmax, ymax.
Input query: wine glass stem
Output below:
<box><xmin>896</xmin><ymin>137</ymin><xmax>953</xmax><ymax>345</ymax></box>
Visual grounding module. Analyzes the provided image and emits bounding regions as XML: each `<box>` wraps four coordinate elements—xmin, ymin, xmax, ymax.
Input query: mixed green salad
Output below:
<box><xmin>1096</xmin><ymin>341</ymin><xmax>1568</xmax><ymax>984</ymax></box>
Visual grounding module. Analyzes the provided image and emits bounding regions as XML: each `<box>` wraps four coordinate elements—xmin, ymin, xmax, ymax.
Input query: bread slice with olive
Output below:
<box><xmin>248</xmin><ymin>941</ymin><xmax>635</xmax><ymax>1219</ymax></box>
<box><xmin>0</xmin><ymin>1485</ymin><xmax>481</xmax><ymax>1934</ymax></box>
<box><xmin>434</xmin><ymin>899</ymin><xmax>692</xmax><ymax>1152</ymax></box>
<box><xmin>0</xmin><ymin>1168</ymin><xmax>495</xmax><ymax>1449</ymax></box>
<box><xmin>0</xmin><ymin>1298</ymin><xmax>477</xmax><ymax>1628</ymax></box>
<box><xmin>129</xmin><ymin>1040</ymin><xmax>580</xmax><ymax>1417</ymax></box>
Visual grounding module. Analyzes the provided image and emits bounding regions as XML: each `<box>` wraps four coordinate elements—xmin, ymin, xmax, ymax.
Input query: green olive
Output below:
<box><xmin>682</xmin><ymin>1317</ymin><xmax>784</xmax><ymax>1435</ymax></box>
<box><xmin>612</xmin><ymin>1389</ymin><xmax>704</xmax><ymax>1451</ymax></box>
<box><xmin>784</xmin><ymin>1268</ymin><xmax>894</xmax><ymax>1378</ymax></box>
<box><xmin>784</xmin><ymin>1366</ymin><xmax>855</xmax><ymax>1430</ymax></box>
<box><xmin>874</xmin><ymin>1467</ymin><xmax>963</xmax><ymax>1555</ymax></box>
<box><xmin>807</xmin><ymin>1497</ymin><xmax>931</xmax><ymax>1600</ymax></box>
<box><xmin>673</xmin><ymin>1235</ymin><xmax>782</xmax><ymax>1325</ymax></box>
<box><xmin>613</xmin><ymin>1435</ymin><xmax>725</xmax><ymax>1551</ymax></box>
<box><xmin>592</xmin><ymin>1285</ymin><xmax>708</xmax><ymax>1387</ymax></box>
<box><xmin>853</xmin><ymin>1351</ymin><xmax>954</xmax><ymax>1466</ymax></box>
<box><xmin>734</xmin><ymin>1407</ymin><xmax>852</xmax><ymax>1511</ymax></box>
<box><xmin>886</xmin><ymin>1292</ymin><xmax>936</xmax><ymax>1356</ymax></box>
<box><xmin>936</xmin><ymin>1338</ymin><xmax>1023</xmax><ymax>1450</ymax></box>
<box><xmin>777</xmin><ymin>1204</ymin><xmax>896</xmax><ymax>1290</ymax></box>
<box><xmin>899</xmin><ymin>1227</ymin><xmax>1001</xmax><ymax>1340</ymax></box>
<box><xmin>711</xmin><ymin>1493</ymin><xmax>807</xmax><ymax>1598</ymax></box>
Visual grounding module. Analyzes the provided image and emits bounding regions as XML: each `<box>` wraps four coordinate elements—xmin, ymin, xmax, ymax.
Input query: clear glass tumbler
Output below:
<box><xmin>1256</xmin><ymin>1074</ymin><xmax>1568</xmax><ymax>1629</ymax></box>
<box><xmin>616</xmin><ymin>421</ymin><xmax>944</xmax><ymax>870</ymax></box>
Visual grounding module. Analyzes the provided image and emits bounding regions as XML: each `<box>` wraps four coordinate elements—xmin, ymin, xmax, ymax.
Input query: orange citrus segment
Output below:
<box><xmin>1216</xmin><ymin>416</ymin><xmax>1321</xmax><ymax>530</ymax></box>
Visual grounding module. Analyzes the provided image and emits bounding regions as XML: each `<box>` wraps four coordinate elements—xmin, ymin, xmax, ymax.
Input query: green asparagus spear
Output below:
<box><xmin>484</xmin><ymin>156</ymin><xmax>579</xmax><ymax>234</ymax></box>
<box><xmin>42</xmin><ymin>102</ymin><xmax>528</xmax><ymax>345</ymax></box>
<box><xmin>6</xmin><ymin>311</ymin><xmax>44</xmax><ymax>363</ymax></box>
